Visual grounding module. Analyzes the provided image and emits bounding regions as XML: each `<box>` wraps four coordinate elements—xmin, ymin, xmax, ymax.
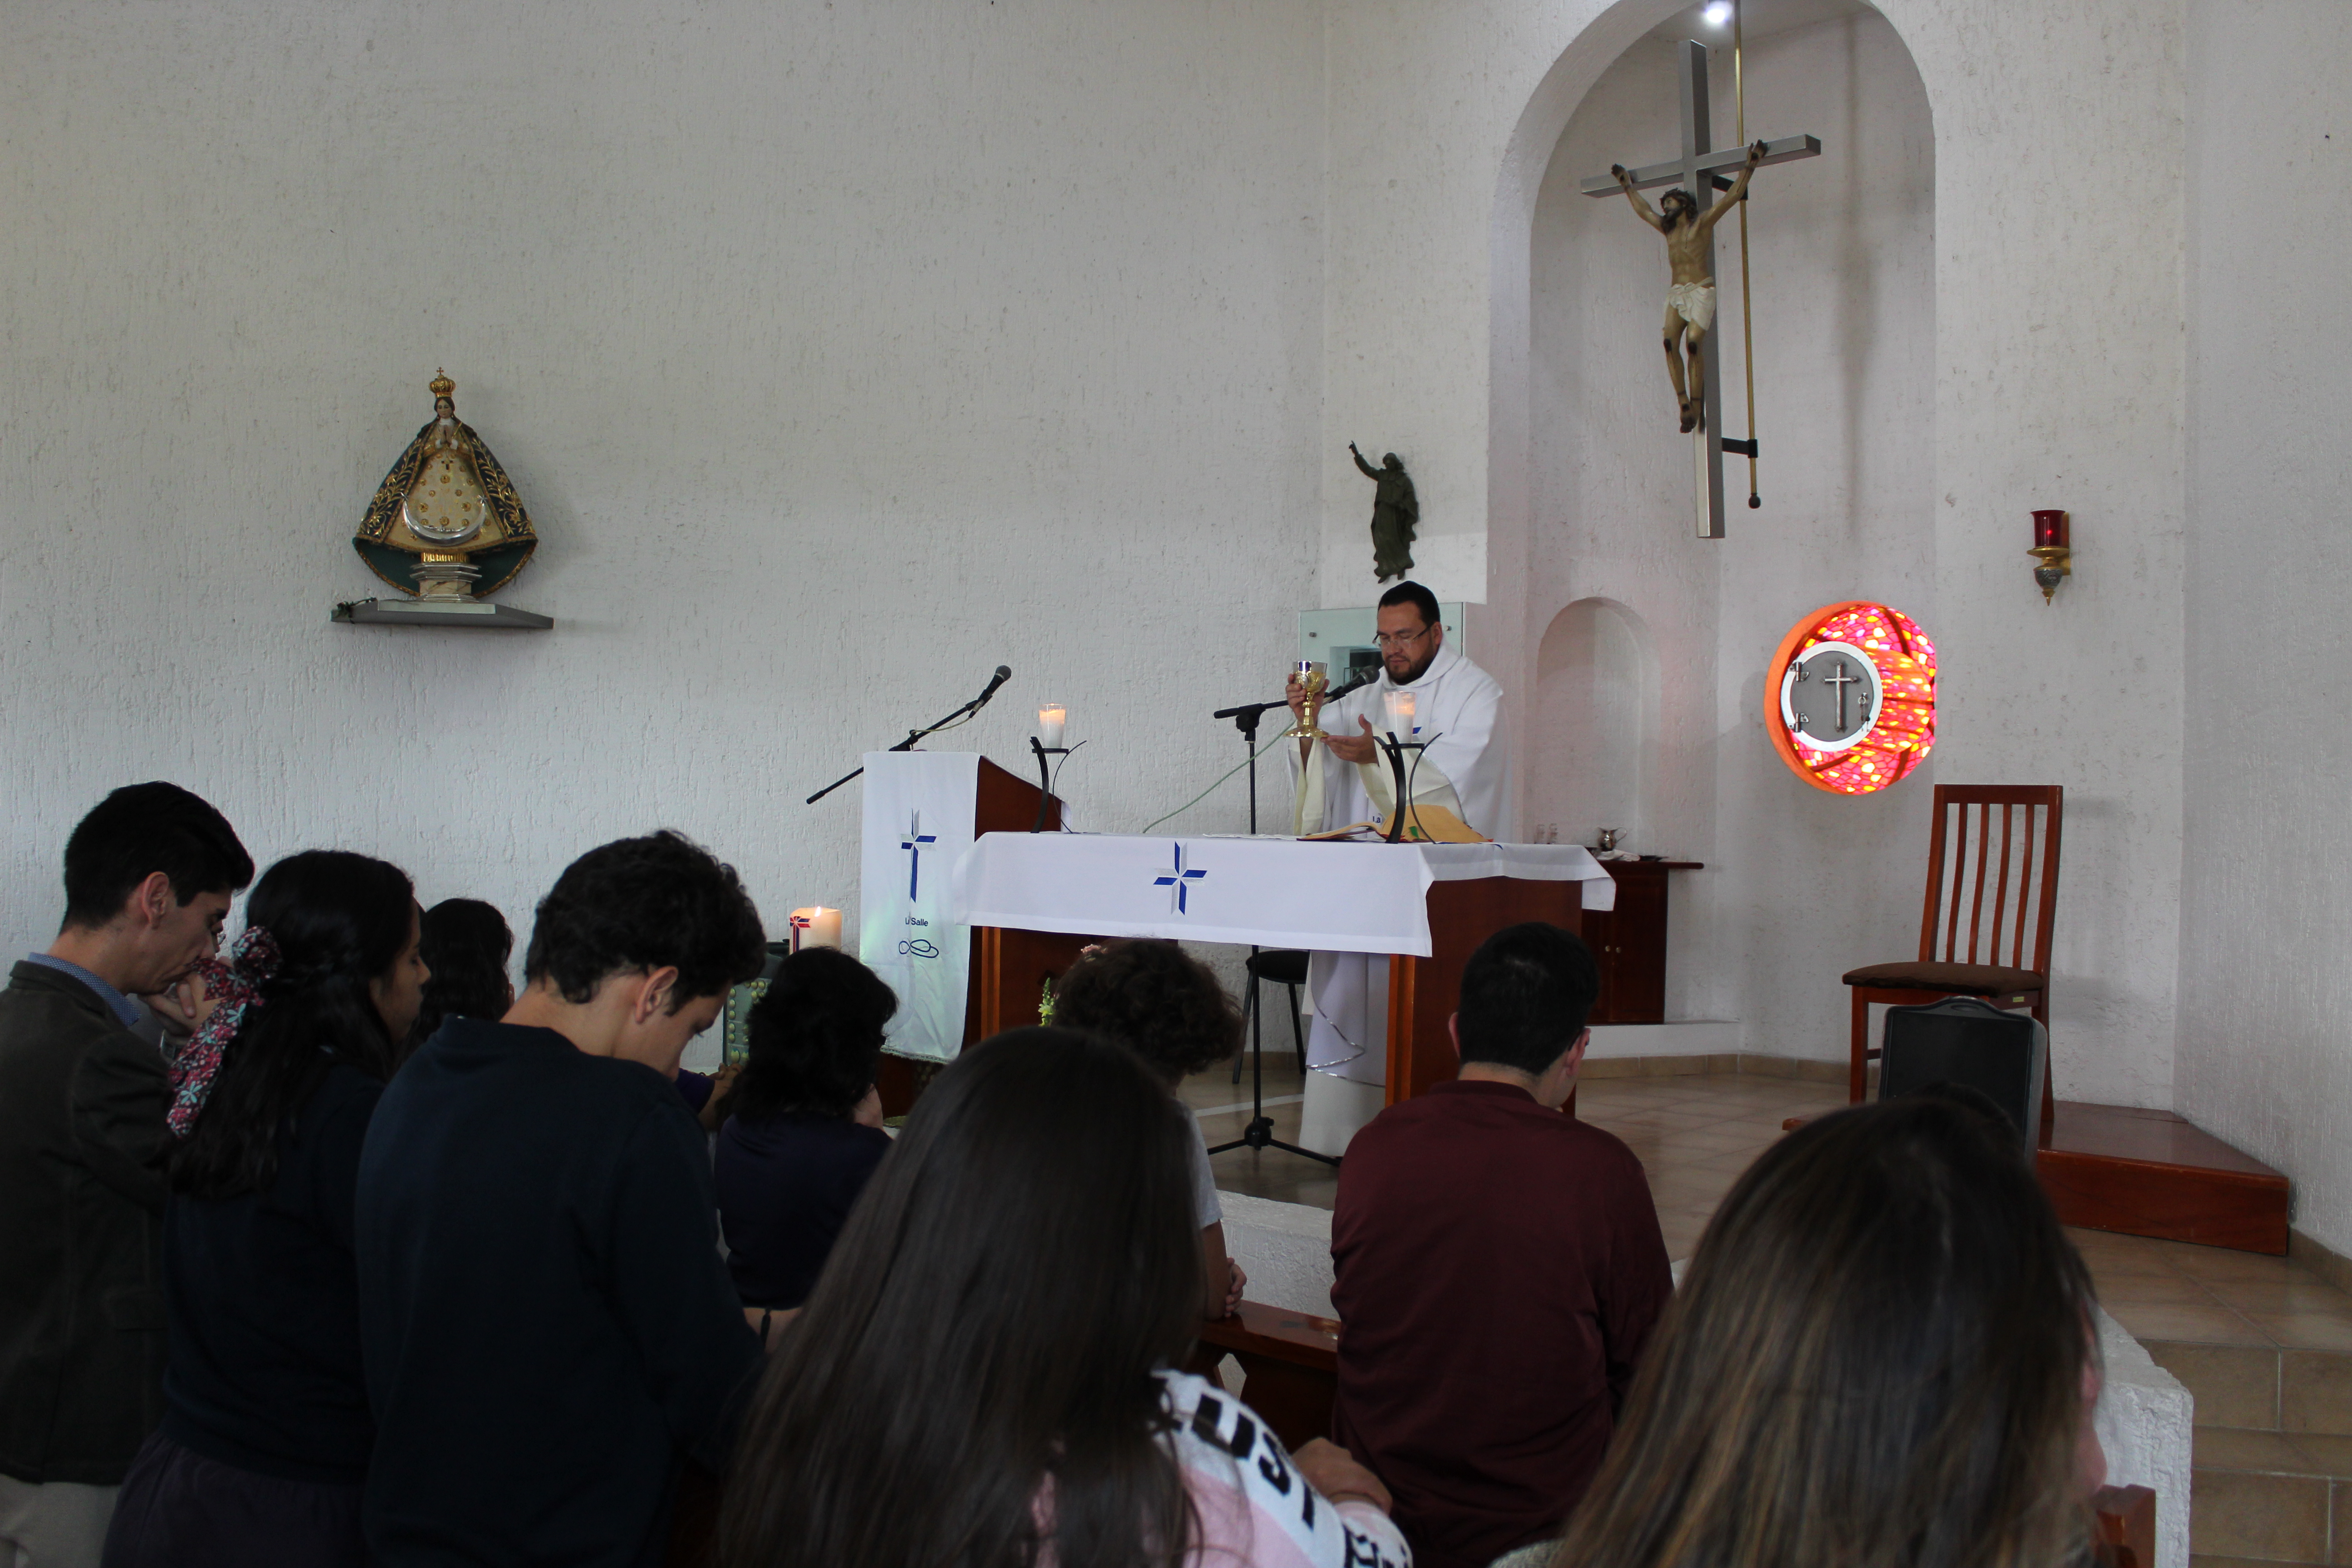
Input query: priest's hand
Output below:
<box><xmin>1293</xmin><ymin>1440</ymin><xmax>1393</xmax><ymax>1513</ymax></box>
<box><xmin>1285</xmin><ymin>673</ymin><xmax>1308</xmax><ymax>722</ymax></box>
<box><xmin>1222</xmin><ymin>1259</ymin><xmax>1247</xmax><ymax>1317</ymax></box>
<box><xmin>1321</xmin><ymin>715</ymin><xmax>1379</xmax><ymax>766</ymax></box>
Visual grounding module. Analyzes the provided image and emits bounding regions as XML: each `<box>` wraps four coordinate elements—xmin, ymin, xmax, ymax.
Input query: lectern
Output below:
<box><xmin>872</xmin><ymin>756</ymin><xmax>1093</xmax><ymax>1115</ymax></box>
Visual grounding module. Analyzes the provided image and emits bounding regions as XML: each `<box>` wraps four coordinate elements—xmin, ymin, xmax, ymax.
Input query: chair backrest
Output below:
<box><xmin>1916</xmin><ymin>785</ymin><xmax>2063</xmax><ymax>975</ymax></box>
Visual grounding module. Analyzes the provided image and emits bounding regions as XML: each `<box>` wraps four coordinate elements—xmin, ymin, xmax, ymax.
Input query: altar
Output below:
<box><xmin>952</xmin><ymin>833</ymin><xmax>1615</xmax><ymax>1133</ymax></box>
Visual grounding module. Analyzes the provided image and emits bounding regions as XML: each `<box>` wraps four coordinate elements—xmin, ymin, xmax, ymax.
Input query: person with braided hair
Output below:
<box><xmin>102</xmin><ymin>849</ymin><xmax>425</xmax><ymax>1568</ymax></box>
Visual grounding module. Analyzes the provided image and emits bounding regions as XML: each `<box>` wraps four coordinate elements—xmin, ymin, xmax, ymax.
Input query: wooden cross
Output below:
<box><xmin>1580</xmin><ymin>39</ymin><xmax>1820</xmax><ymax>539</ymax></box>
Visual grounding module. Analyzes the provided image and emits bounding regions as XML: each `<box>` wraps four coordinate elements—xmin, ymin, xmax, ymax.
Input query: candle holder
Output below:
<box><xmin>1029</xmin><ymin>735</ymin><xmax>1071</xmax><ymax>833</ymax></box>
<box><xmin>1374</xmin><ymin>730</ymin><xmax>1429</xmax><ymax>843</ymax></box>
<box><xmin>2029</xmin><ymin>509</ymin><xmax>2072</xmax><ymax>604</ymax></box>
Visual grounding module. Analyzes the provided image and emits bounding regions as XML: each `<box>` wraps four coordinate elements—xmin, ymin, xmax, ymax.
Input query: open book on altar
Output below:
<box><xmin>1299</xmin><ymin>804</ymin><xmax>1488</xmax><ymax>844</ymax></box>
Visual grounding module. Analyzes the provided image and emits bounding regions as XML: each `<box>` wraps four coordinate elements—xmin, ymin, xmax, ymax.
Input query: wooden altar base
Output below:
<box><xmin>2036</xmin><ymin>1101</ymin><xmax>2289</xmax><ymax>1255</ymax></box>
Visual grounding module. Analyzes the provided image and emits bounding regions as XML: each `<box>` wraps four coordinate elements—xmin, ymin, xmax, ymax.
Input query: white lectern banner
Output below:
<box><xmin>859</xmin><ymin>751</ymin><xmax>980</xmax><ymax>1063</ymax></box>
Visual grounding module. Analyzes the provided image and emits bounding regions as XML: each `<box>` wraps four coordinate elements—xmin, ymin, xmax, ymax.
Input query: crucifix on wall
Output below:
<box><xmin>1579</xmin><ymin>39</ymin><xmax>1820</xmax><ymax>539</ymax></box>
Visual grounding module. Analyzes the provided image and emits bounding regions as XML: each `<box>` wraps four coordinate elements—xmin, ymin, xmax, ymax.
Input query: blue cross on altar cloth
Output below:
<box><xmin>902</xmin><ymin>812</ymin><xmax>938</xmax><ymax>900</ymax></box>
<box><xmin>1153</xmin><ymin>843</ymin><xmax>1208</xmax><ymax>913</ymax></box>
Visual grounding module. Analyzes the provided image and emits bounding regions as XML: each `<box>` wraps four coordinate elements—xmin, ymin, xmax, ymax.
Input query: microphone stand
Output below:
<box><xmin>806</xmin><ymin>676</ymin><xmax>1009</xmax><ymax>805</ymax></box>
<box><xmin>1206</xmin><ymin>694</ymin><xmax>1339</xmax><ymax>1168</ymax></box>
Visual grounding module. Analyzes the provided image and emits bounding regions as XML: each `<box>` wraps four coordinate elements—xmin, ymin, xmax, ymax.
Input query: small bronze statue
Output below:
<box><xmin>1351</xmin><ymin>443</ymin><xmax>1419</xmax><ymax>583</ymax></box>
<box><xmin>1610</xmin><ymin>140</ymin><xmax>1769</xmax><ymax>432</ymax></box>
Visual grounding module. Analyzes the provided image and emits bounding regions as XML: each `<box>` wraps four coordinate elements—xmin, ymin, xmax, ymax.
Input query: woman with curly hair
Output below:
<box><xmin>1052</xmin><ymin>939</ymin><xmax>1248</xmax><ymax>1319</ymax></box>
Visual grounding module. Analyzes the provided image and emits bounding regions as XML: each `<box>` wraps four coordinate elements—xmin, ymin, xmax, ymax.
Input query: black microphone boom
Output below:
<box><xmin>805</xmin><ymin>662</ymin><xmax>1016</xmax><ymax>804</ymax></box>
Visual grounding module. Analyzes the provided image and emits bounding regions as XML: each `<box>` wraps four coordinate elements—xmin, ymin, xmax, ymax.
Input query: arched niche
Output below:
<box><xmin>1532</xmin><ymin>597</ymin><xmax>1661</xmax><ymax>848</ymax></box>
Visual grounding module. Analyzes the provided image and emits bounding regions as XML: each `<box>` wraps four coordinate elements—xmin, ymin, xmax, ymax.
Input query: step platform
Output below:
<box><xmin>2037</xmin><ymin>1102</ymin><xmax>2289</xmax><ymax>1255</ymax></box>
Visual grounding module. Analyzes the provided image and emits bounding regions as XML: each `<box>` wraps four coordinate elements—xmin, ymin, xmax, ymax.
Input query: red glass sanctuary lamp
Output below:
<box><xmin>2029</xmin><ymin>510</ymin><xmax>2071</xmax><ymax>603</ymax></box>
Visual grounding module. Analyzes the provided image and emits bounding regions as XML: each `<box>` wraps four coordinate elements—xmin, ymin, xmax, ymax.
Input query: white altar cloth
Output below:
<box><xmin>951</xmin><ymin>834</ymin><xmax>1613</xmax><ymax>955</ymax></box>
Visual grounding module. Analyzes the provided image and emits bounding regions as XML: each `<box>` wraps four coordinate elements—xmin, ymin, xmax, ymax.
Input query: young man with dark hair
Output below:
<box><xmin>0</xmin><ymin>783</ymin><xmax>251</xmax><ymax>1568</ymax></box>
<box><xmin>1329</xmin><ymin>921</ymin><xmax>1671</xmax><ymax>1568</ymax></box>
<box><xmin>355</xmin><ymin>831</ymin><xmax>771</xmax><ymax>1568</ymax></box>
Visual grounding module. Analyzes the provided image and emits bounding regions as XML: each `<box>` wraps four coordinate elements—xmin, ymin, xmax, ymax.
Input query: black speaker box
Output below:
<box><xmin>1877</xmin><ymin>996</ymin><xmax>2048</xmax><ymax>1148</ymax></box>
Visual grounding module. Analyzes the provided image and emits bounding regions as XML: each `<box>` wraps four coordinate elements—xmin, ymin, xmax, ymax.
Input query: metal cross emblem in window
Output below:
<box><xmin>1779</xmin><ymin>641</ymin><xmax>1882</xmax><ymax>754</ymax></box>
<box><xmin>902</xmin><ymin>812</ymin><xmax>938</xmax><ymax>900</ymax></box>
<box><xmin>1152</xmin><ymin>843</ymin><xmax>1208</xmax><ymax>914</ymax></box>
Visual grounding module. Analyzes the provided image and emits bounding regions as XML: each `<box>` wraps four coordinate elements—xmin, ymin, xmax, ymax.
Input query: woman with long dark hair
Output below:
<box><xmin>1536</xmin><ymin>1094</ymin><xmax>2104</xmax><ymax>1568</ymax></box>
<box><xmin>715</xmin><ymin>946</ymin><xmax>898</xmax><ymax>1311</ymax></box>
<box><xmin>716</xmin><ymin>1028</ymin><xmax>1409</xmax><ymax>1568</ymax></box>
<box><xmin>407</xmin><ymin>896</ymin><xmax>512</xmax><ymax>1051</ymax></box>
<box><xmin>103</xmin><ymin>850</ymin><xmax>426</xmax><ymax>1568</ymax></box>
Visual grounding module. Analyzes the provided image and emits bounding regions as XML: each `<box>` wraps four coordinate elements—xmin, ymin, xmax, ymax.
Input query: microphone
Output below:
<box><xmin>1327</xmin><ymin>666</ymin><xmax>1380</xmax><ymax>701</ymax></box>
<box><xmin>973</xmin><ymin>665</ymin><xmax>1013</xmax><ymax>709</ymax></box>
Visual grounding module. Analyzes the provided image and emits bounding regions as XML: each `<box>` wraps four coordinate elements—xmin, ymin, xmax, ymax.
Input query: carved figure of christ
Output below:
<box><xmin>1614</xmin><ymin>142</ymin><xmax>1765</xmax><ymax>433</ymax></box>
<box><xmin>1578</xmin><ymin>40</ymin><xmax>1821</xmax><ymax>539</ymax></box>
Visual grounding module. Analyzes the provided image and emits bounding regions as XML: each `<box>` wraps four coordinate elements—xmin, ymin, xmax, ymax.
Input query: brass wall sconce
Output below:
<box><xmin>2029</xmin><ymin>510</ymin><xmax>2071</xmax><ymax>603</ymax></box>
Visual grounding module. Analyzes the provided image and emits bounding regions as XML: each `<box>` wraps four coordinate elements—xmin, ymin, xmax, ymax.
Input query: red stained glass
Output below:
<box><xmin>1765</xmin><ymin>602</ymin><xmax>1937</xmax><ymax>796</ymax></box>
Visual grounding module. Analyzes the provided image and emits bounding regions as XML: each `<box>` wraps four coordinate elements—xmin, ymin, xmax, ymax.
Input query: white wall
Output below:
<box><xmin>2175</xmin><ymin>0</ymin><xmax>2352</xmax><ymax>1251</ymax></box>
<box><xmin>1527</xmin><ymin>12</ymin><xmax>1937</xmax><ymax>1044</ymax></box>
<box><xmin>0</xmin><ymin>0</ymin><xmax>1325</xmax><ymax>958</ymax></box>
<box><xmin>1326</xmin><ymin>0</ymin><xmax>2188</xmax><ymax>1101</ymax></box>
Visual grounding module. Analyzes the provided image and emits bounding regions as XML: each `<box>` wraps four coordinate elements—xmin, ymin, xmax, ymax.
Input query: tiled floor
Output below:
<box><xmin>1186</xmin><ymin>1059</ymin><xmax>1847</xmax><ymax>1259</ymax></box>
<box><xmin>1188</xmin><ymin>1062</ymin><xmax>2352</xmax><ymax>1568</ymax></box>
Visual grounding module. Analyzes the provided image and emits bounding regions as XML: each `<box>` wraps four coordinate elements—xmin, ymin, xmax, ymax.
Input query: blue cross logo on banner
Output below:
<box><xmin>902</xmin><ymin>812</ymin><xmax>937</xmax><ymax>900</ymax></box>
<box><xmin>1152</xmin><ymin>843</ymin><xmax>1208</xmax><ymax>914</ymax></box>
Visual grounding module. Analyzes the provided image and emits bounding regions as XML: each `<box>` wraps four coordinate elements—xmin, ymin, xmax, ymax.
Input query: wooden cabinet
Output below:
<box><xmin>1580</xmin><ymin>860</ymin><xmax>1701</xmax><ymax>1025</ymax></box>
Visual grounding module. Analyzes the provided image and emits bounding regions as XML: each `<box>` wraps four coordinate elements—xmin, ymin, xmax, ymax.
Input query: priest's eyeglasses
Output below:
<box><xmin>1372</xmin><ymin>626</ymin><xmax>1432</xmax><ymax>650</ymax></box>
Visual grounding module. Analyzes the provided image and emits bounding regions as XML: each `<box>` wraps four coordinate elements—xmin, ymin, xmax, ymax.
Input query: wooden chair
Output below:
<box><xmin>1841</xmin><ymin>785</ymin><xmax>2063</xmax><ymax>1130</ymax></box>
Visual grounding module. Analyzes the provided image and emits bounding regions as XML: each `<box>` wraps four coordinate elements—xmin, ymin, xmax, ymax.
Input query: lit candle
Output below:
<box><xmin>2032</xmin><ymin>509</ymin><xmax>2069</xmax><ymax>549</ymax></box>
<box><xmin>1381</xmin><ymin>689</ymin><xmax>1416</xmax><ymax>739</ymax></box>
<box><xmin>789</xmin><ymin>907</ymin><xmax>843</xmax><ymax>951</ymax></box>
<box><xmin>1037</xmin><ymin>704</ymin><xmax>1067</xmax><ymax>748</ymax></box>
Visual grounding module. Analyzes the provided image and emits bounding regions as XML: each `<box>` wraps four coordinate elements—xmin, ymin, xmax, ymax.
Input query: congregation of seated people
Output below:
<box><xmin>0</xmin><ymin>781</ymin><xmax>2112</xmax><ymax>1568</ymax></box>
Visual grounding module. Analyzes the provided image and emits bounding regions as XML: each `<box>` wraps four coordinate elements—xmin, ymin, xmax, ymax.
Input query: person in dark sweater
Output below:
<box><xmin>1331</xmin><ymin>921</ymin><xmax>1672</xmax><ymax>1568</ymax></box>
<box><xmin>0</xmin><ymin>783</ymin><xmax>251</xmax><ymax>1568</ymax></box>
<box><xmin>355</xmin><ymin>831</ymin><xmax>769</xmax><ymax>1568</ymax></box>
<box><xmin>103</xmin><ymin>850</ymin><xmax>427</xmax><ymax>1568</ymax></box>
<box><xmin>715</xmin><ymin>947</ymin><xmax>897</xmax><ymax>1310</ymax></box>
<box><xmin>405</xmin><ymin>896</ymin><xmax>512</xmax><ymax>1053</ymax></box>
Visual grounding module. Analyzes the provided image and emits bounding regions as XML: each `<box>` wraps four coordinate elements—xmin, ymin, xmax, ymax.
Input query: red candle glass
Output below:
<box><xmin>2032</xmin><ymin>509</ymin><xmax>2069</xmax><ymax>549</ymax></box>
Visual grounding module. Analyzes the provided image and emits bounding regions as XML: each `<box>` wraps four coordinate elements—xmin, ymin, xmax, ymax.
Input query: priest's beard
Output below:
<box><xmin>1386</xmin><ymin>642</ymin><xmax>1441</xmax><ymax>686</ymax></box>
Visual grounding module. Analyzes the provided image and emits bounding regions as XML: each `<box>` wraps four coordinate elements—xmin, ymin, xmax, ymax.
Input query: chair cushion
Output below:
<box><xmin>1246</xmin><ymin>949</ymin><xmax>1311</xmax><ymax>986</ymax></box>
<box><xmin>1842</xmin><ymin>960</ymin><xmax>2043</xmax><ymax>998</ymax></box>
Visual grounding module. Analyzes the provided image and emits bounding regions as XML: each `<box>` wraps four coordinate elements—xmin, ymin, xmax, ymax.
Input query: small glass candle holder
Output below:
<box><xmin>1036</xmin><ymin>704</ymin><xmax>1067</xmax><ymax>749</ymax></box>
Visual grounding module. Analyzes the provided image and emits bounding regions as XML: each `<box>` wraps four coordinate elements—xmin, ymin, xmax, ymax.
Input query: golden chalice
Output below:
<box><xmin>1285</xmin><ymin>660</ymin><xmax>1331</xmax><ymax>740</ymax></box>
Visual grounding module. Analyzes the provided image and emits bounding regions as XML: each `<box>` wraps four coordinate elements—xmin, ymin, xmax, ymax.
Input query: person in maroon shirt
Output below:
<box><xmin>1330</xmin><ymin>921</ymin><xmax>1671</xmax><ymax>1568</ymax></box>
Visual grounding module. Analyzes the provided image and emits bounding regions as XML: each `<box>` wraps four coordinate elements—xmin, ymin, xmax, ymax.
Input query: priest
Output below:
<box><xmin>1284</xmin><ymin>581</ymin><xmax>1513</xmax><ymax>1155</ymax></box>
